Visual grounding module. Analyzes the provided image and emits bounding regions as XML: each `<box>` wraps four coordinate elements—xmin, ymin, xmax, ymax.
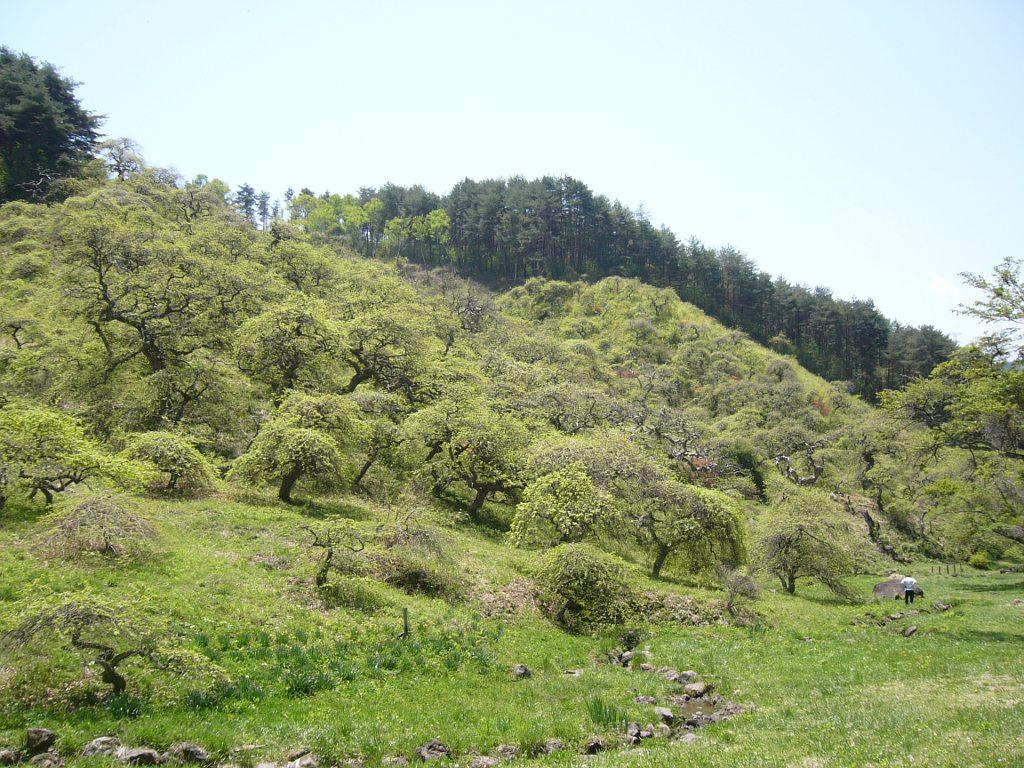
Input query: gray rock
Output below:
<box><xmin>166</xmin><ymin>744</ymin><xmax>210</xmax><ymax>763</ymax></box>
<box><xmin>415</xmin><ymin>740</ymin><xmax>449</xmax><ymax>762</ymax></box>
<box><xmin>540</xmin><ymin>739</ymin><xmax>565</xmax><ymax>755</ymax></box>
<box><xmin>467</xmin><ymin>758</ymin><xmax>498</xmax><ymax>768</ymax></box>
<box><xmin>29</xmin><ymin>752</ymin><xmax>62</xmax><ymax>768</ymax></box>
<box><xmin>340</xmin><ymin>760</ymin><xmax>365</xmax><ymax>768</ymax></box>
<box><xmin>493</xmin><ymin>745</ymin><xmax>517</xmax><ymax>761</ymax></box>
<box><xmin>620</xmin><ymin>650</ymin><xmax>634</xmax><ymax>664</ymax></box>
<box><xmin>285</xmin><ymin>749</ymin><xmax>310</xmax><ymax>762</ymax></box>
<box><xmin>285</xmin><ymin>756</ymin><xmax>318</xmax><ymax>768</ymax></box>
<box><xmin>0</xmin><ymin>750</ymin><xmax>17</xmax><ymax>766</ymax></box>
<box><xmin>583</xmin><ymin>737</ymin><xmax>605</xmax><ymax>754</ymax></box>
<box><xmin>511</xmin><ymin>664</ymin><xmax>531</xmax><ymax>679</ymax></box>
<box><xmin>654</xmin><ymin>706</ymin><xmax>674</xmax><ymax>724</ymax></box>
<box><xmin>684</xmin><ymin>681</ymin><xmax>710</xmax><ymax>698</ymax></box>
<box><xmin>117</xmin><ymin>747</ymin><xmax>163</xmax><ymax>766</ymax></box>
<box><xmin>26</xmin><ymin>730</ymin><xmax>57</xmax><ymax>756</ymax></box>
<box><xmin>639</xmin><ymin>662</ymin><xmax>654</xmax><ymax>672</ymax></box>
<box><xmin>661</xmin><ymin>668</ymin><xmax>680</xmax><ymax>681</ymax></box>
<box><xmin>380</xmin><ymin>759</ymin><xmax>409</xmax><ymax>767</ymax></box>
<box><xmin>903</xmin><ymin>625</ymin><xmax>918</xmax><ymax>637</ymax></box>
<box><xmin>625</xmin><ymin>723</ymin><xmax>642</xmax><ymax>744</ymax></box>
<box><xmin>677</xmin><ymin>670</ymin><xmax>698</xmax><ymax>683</ymax></box>
<box><xmin>639</xmin><ymin>725</ymin><xmax>655</xmax><ymax>740</ymax></box>
<box><xmin>83</xmin><ymin>738</ymin><xmax>122</xmax><ymax>757</ymax></box>
<box><xmin>634</xmin><ymin>694</ymin><xmax>657</xmax><ymax>704</ymax></box>
<box><xmin>655</xmin><ymin>724</ymin><xmax>672</xmax><ymax>738</ymax></box>
<box><xmin>675</xmin><ymin>732</ymin><xmax>699</xmax><ymax>744</ymax></box>
<box><xmin>254</xmin><ymin>763</ymin><xmax>278</xmax><ymax>768</ymax></box>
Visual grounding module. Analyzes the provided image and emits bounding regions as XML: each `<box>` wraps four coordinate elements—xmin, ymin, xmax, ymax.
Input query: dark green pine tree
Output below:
<box><xmin>0</xmin><ymin>47</ymin><xmax>101</xmax><ymax>202</ymax></box>
<box><xmin>234</xmin><ymin>183</ymin><xmax>257</xmax><ymax>224</ymax></box>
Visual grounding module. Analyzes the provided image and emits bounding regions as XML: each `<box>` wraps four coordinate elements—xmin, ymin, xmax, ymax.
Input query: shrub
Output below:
<box><xmin>41</xmin><ymin>494</ymin><xmax>157</xmax><ymax>561</ymax></box>
<box><xmin>969</xmin><ymin>551</ymin><xmax>991</xmax><ymax>570</ymax></box>
<box><xmin>122</xmin><ymin>431</ymin><xmax>216</xmax><ymax>495</ymax></box>
<box><xmin>535</xmin><ymin>544</ymin><xmax>634</xmax><ymax>630</ymax></box>
<box><xmin>371</xmin><ymin>547</ymin><xmax>463</xmax><ymax>601</ymax></box>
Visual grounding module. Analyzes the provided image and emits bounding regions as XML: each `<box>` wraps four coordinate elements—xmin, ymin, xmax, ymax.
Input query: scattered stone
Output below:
<box><xmin>540</xmin><ymin>739</ymin><xmax>565</xmax><ymax>755</ymax></box>
<box><xmin>340</xmin><ymin>760</ymin><xmax>365</xmax><ymax>768</ymax></box>
<box><xmin>285</xmin><ymin>755</ymin><xmax>318</xmax><ymax>768</ymax></box>
<box><xmin>676</xmin><ymin>670</ymin><xmax>698</xmax><ymax>683</ymax></box>
<box><xmin>634</xmin><ymin>695</ymin><xmax>657</xmax><ymax>704</ymax></box>
<box><xmin>286</xmin><ymin>749</ymin><xmax>311</xmax><ymax>762</ymax></box>
<box><xmin>684</xmin><ymin>681</ymin><xmax>710</xmax><ymax>698</ymax></box>
<box><xmin>511</xmin><ymin>664</ymin><xmax>531</xmax><ymax>680</ymax></box>
<box><xmin>639</xmin><ymin>725</ymin><xmax>655</xmax><ymax>740</ymax></box>
<box><xmin>381</xmin><ymin>759</ymin><xmax>409</xmax><ymax>767</ymax></box>
<box><xmin>82</xmin><ymin>738</ymin><xmax>122</xmax><ymax>757</ymax></box>
<box><xmin>654</xmin><ymin>706</ymin><xmax>675</xmax><ymax>724</ymax></box>
<box><xmin>29</xmin><ymin>752</ymin><xmax>62</xmax><ymax>768</ymax></box>
<box><xmin>166</xmin><ymin>743</ymin><xmax>210</xmax><ymax>763</ymax></box>
<box><xmin>661</xmin><ymin>668</ymin><xmax>680</xmax><ymax>681</ymax></box>
<box><xmin>493</xmin><ymin>745</ymin><xmax>517</xmax><ymax>761</ymax></box>
<box><xmin>563</xmin><ymin>668</ymin><xmax>583</xmax><ymax>677</ymax></box>
<box><xmin>903</xmin><ymin>625</ymin><xmax>918</xmax><ymax>637</ymax></box>
<box><xmin>654</xmin><ymin>724</ymin><xmax>672</xmax><ymax>738</ymax></box>
<box><xmin>117</xmin><ymin>747</ymin><xmax>164</xmax><ymax>766</ymax></box>
<box><xmin>0</xmin><ymin>750</ymin><xmax>17</xmax><ymax>766</ymax></box>
<box><xmin>254</xmin><ymin>763</ymin><xmax>278</xmax><ymax>768</ymax></box>
<box><xmin>620</xmin><ymin>650</ymin><xmax>634</xmax><ymax>664</ymax></box>
<box><xmin>583</xmin><ymin>737</ymin><xmax>605</xmax><ymax>755</ymax></box>
<box><xmin>933</xmin><ymin>602</ymin><xmax>951</xmax><ymax>612</ymax></box>
<box><xmin>639</xmin><ymin>662</ymin><xmax>654</xmax><ymax>672</ymax></box>
<box><xmin>625</xmin><ymin>724</ymin><xmax>642</xmax><ymax>745</ymax></box>
<box><xmin>415</xmin><ymin>740</ymin><xmax>449</xmax><ymax>762</ymax></box>
<box><xmin>467</xmin><ymin>758</ymin><xmax>498</xmax><ymax>768</ymax></box>
<box><xmin>26</xmin><ymin>730</ymin><xmax>57</xmax><ymax>756</ymax></box>
<box><xmin>675</xmin><ymin>733</ymin><xmax>699</xmax><ymax>744</ymax></box>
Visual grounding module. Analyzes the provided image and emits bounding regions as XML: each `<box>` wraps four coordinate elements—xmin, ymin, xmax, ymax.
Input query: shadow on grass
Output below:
<box><xmin>941</xmin><ymin>628</ymin><xmax>1024</xmax><ymax>644</ymax></box>
<box><xmin>956</xmin><ymin>579</ymin><xmax>1024</xmax><ymax>593</ymax></box>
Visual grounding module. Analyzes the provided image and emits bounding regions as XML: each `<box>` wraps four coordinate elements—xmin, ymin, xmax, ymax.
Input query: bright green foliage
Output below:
<box><xmin>0</xmin><ymin>402</ymin><xmax>146</xmax><ymax>506</ymax></box>
<box><xmin>409</xmin><ymin>399</ymin><xmax>529</xmax><ymax>518</ymax></box>
<box><xmin>632</xmin><ymin>483</ymin><xmax>746</xmax><ymax>579</ymax></box>
<box><xmin>234</xmin><ymin>297</ymin><xmax>343</xmax><ymax>396</ymax></box>
<box><xmin>121</xmin><ymin>431</ymin><xmax>216</xmax><ymax>495</ymax></box>
<box><xmin>510</xmin><ymin>462</ymin><xmax>614</xmax><ymax>547</ymax></box>
<box><xmin>755</xmin><ymin>493</ymin><xmax>857</xmax><ymax>599</ymax></box>
<box><xmin>535</xmin><ymin>543</ymin><xmax>634</xmax><ymax>630</ymax></box>
<box><xmin>968</xmin><ymin>551</ymin><xmax>991</xmax><ymax>570</ymax></box>
<box><xmin>228</xmin><ymin>425</ymin><xmax>342</xmax><ymax>504</ymax></box>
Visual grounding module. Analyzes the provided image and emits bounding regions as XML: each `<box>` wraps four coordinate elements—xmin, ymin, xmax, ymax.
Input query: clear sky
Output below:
<box><xmin>3</xmin><ymin>0</ymin><xmax>1022</xmax><ymax>342</ymax></box>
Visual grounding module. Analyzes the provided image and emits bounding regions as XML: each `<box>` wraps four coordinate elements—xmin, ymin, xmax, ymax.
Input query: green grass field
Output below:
<box><xmin>1</xmin><ymin>493</ymin><xmax>1022</xmax><ymax>768</ymax></box>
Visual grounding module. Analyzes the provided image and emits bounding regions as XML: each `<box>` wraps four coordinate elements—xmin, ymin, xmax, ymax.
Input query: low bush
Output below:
<box><xmin>535</xmin><ymin>543</ymin><xmax>634</xmax><ymax>631</ymax></box>
<box><xmin>969</xmin><ymin>551</ymin><xmax>991</xmax><ymax>570</ymax></box>
<box><xmin>41</xmin><ymin>494</ymin><xmax>157</xmax><ymax>562</ymax></box>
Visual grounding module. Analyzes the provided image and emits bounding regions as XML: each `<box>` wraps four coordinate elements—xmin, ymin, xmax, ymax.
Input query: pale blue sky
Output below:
<box><xmin>4</xmin><ymin>0</ymin><xmax>1022</xmax><ymax>341</ymax></box>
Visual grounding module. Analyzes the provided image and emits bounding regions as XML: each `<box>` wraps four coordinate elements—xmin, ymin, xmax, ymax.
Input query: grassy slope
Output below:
<box><xmin>1</xmin><ymin>493</ymin><xmax>1021</xmax><ymax>768</ymax></box>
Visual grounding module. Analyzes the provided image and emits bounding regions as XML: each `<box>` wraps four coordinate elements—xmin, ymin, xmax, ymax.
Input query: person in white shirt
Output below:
<box><xmin>900</xmin><ymin>575</ymin><xmax>918</xmax><ymax>605</ymax></box>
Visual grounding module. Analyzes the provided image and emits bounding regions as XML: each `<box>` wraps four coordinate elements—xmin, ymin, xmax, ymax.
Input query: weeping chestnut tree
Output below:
<box><xmin>0</xmin><ymin>601</ymin><xmax>158</xmax><ymax>697</ymax></box>
<box><xmin>631</xmin><ymin>481</ymin><xmax>746</xmax><ymax>579</ymax></box>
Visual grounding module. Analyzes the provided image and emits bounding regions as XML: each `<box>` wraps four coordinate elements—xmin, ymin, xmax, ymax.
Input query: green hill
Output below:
<box><xmin>0</xmin><ymin>173</ymin><xmax>1021</xmax><ymax>768</ymax></box>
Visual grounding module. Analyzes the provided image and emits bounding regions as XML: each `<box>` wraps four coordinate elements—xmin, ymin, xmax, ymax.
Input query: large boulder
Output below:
<box><xmin>873</xmin><ymin>580</ymin><xmax>923</xmax><ymax>600</ymax></box>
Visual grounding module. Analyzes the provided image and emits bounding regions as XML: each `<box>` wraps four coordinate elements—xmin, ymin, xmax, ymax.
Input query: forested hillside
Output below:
<box><xmin>283</xmin><ymin>178</ymin><xmax>956</xmax><ymax>399</ymax></box>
